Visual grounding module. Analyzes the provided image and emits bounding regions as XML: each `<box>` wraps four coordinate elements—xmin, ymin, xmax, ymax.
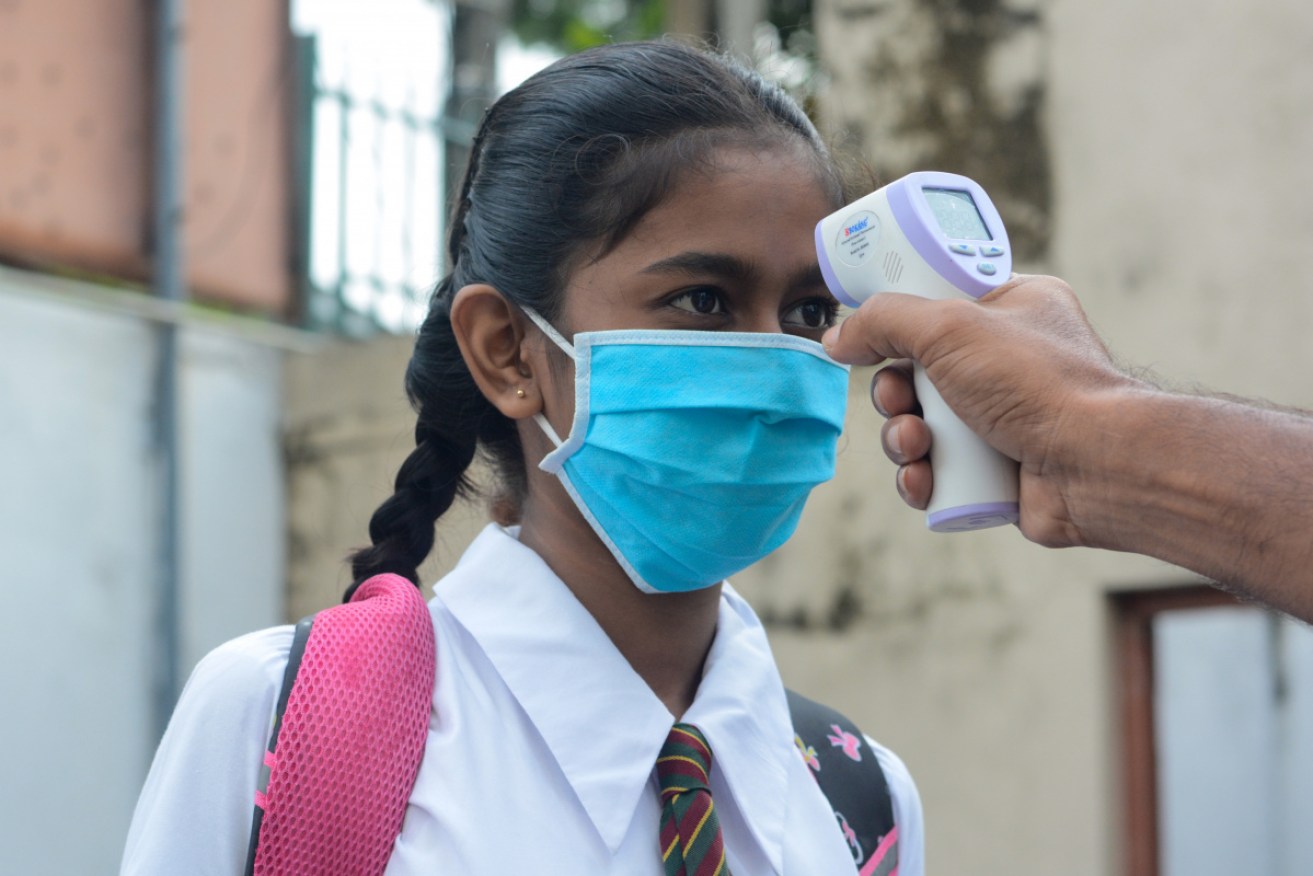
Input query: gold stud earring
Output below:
<box><xmin>515</xmin><ymin>388</ymin><xmax>527</xmax><ymax>399</ymax></box>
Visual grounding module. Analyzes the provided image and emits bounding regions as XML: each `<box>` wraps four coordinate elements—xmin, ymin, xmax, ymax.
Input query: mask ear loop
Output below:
<box><xmin>533</xmin><ymin>413</ymin><xmax>565</xmax><ymax>449</ymax></box>
<box><xmin>521</xmin><ymin>306</ymin><xmax>575</xmax><ymax>357</ymax></box>
<box><xmin>519</xmin><ymin>307</ymin><xmax>575</xmax><ymax>449</ymax></box>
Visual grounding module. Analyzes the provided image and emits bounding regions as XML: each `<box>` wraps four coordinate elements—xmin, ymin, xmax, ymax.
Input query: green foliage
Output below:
<box><xmin>766</xmin><ymin>0</ymin><xmax>811</xmax><ymax>34</ymax></box>
<box><xmin>508</xmin><ymin>0</ymin><xmax>821</xmax><ymax>116</ymax></box>
<box><xmin>512</xmin><ymin>0</ymin><xmax>815</xmax><ymax>53</ymax></box>
<box><xmin>511</xmin><ymin>0</ymin><xmax>665</xmax><ymax>52</ymax></box>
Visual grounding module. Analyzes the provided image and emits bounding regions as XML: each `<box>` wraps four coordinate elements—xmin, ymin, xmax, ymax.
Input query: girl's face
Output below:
<box><xmin>528</xmin><ymin>144</ymin><xmax>841</xmax><ymax>433</ymax></box>
<box><xmin>556</xmin><ymin>144</ymin><xmax>840</xmax><ymax>340</ymax></box>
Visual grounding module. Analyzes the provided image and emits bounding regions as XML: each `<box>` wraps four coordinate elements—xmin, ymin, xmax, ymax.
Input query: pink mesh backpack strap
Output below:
<box><xmin>244</xmin><ymin>574</ymin><xmax>437</xmax><ymax>876</ymax></box>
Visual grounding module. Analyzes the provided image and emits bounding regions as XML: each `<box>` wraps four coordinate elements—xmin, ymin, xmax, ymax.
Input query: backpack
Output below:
<box><xmin>245</xmin><ymin>575</ymin><xmax>898</xmax><ymax>875</ymax></box>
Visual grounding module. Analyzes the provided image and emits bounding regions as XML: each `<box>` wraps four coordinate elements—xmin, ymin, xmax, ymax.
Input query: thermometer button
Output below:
<box><xmin>976</xmin><ymin>262</ymin><xmax>998</xmax><ymax>276</ymax></box>
<box><xmin>949</xmin><ymin>243</ymin><xmax>977</xmax><ymax>255</ymax></box>
<box><xmin>980</xmin><ymin>245</ymin><xmax>1005</xmax><ymax>258</ymax></box>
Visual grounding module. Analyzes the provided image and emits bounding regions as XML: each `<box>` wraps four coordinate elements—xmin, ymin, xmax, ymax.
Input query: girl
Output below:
<box><xmin>123</xmin><ymin>39</ymin><xmax>924</xmax><ymax>874</ymax></box>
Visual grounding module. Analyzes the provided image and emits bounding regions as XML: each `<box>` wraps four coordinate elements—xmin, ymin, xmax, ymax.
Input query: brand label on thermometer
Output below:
<box><xmin>834</xmin><ymin>210</ymin><xmax>879</xmax><ymax>267</ymax></box>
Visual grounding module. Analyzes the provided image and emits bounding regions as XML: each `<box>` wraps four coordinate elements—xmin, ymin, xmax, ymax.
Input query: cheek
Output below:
<box><xmin>538</xmin><ymin>344</ymin><xmax>578</xmax><ymax>439</ymax></box>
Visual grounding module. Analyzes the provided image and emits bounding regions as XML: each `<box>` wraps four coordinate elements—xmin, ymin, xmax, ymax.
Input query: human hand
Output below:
<box><xmin>822</xmin><ymin>275</ymin><xmax>1137</xmax><ymax>548</ymax></box>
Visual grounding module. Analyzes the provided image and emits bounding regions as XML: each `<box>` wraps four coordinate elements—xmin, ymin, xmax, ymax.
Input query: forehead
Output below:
<box><xmin>569</xmin><ymin>145</ymin><xmax>836</xmax><ymax>286</ymax></box>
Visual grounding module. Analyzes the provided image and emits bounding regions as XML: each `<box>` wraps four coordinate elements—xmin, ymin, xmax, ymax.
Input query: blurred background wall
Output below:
<box><xmin>2</xmin><ymin>1</ymin><xmax>1311</xmax><ymax>874</ymax></box>
<box><xmin>1</xmin><ymin>2</ymin><xmax>298</xmax><ymax>874</ymax></box>
<box><xmin>798</xmin><ymin>2</ymin><xmax>1313</xmax><ymax>873</ymax></box>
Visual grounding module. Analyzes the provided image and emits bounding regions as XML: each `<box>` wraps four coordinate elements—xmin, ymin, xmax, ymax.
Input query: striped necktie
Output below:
<box><xmin>656</xmin><ymin>723</ymin><xmax>731</xmax><ymax>876</ymax></box>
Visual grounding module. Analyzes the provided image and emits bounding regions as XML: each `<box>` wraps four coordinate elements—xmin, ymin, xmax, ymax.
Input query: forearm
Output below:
<box><xmin>1064</xmin><ymin>387</ymin><xmax>1313</xmax><ymax>619</ymax></box>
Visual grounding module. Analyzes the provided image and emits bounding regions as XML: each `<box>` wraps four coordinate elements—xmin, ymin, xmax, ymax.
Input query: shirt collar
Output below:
<box><xmin>436</xmin><ymin>524</ymin><xmax>674</xmax><ymax>851</ymax></box>
<box><xmin>435</xmin><ymin>524</ymin><xmax>793</xmax><ymax>868</ymax></box>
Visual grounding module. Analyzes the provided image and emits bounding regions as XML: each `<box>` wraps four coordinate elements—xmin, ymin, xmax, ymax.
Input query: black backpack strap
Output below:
<box><xmin>787</xmin><ymin>689</ymin><xmax>899</xmax><ymax>875</ymax></box>
<box><xmin>244</xmin><ymin>614</ymin><xmax>315</xmax><ymax>876</ymax></box>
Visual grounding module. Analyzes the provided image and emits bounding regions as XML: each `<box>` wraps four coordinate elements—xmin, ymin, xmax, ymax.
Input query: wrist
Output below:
<box><xmin>1045</xmin><ymin>380</ymin><xmax>1169</xmax><ymax>549</ymax></box>
<box><xmin>1057</xmin><ymin>385</ymin><xmax>1305</xmax><ymax>580</ymax></box>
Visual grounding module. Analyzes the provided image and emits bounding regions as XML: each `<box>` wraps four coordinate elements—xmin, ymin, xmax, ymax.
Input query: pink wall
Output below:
<box><xmin>0</xmin><ymin>0</ymin><xmax>295</xmax><ymax>316</ymax></box>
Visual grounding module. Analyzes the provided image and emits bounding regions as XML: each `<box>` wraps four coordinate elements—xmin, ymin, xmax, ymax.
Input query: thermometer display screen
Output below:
<box><xmin>923</xmin><ymin>188</ymin><xmax>992</xmax><ymax>241</ymax></box>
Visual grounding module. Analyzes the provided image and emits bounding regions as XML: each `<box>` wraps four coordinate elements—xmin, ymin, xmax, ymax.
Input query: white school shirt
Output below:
<box><xmin>123</xmin><ymin>523</ymin><xmax>924</xmax><ymax>875</ymax></box>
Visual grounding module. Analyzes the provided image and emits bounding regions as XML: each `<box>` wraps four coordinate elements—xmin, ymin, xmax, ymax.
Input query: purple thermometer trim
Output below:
<box><xmin>815</xmin><ymin>221</ymin><xmax>860</xmax><ymax>308</ymax></box>
<box><xmin>927</xmin><ymin>501</ymin><xmax>1019</xmax><ymax>531</ymax></box>
<box><xmin>886</xmin><ymin>172</ymin><xmax>1011</xmax><ymax>301</ymax></box>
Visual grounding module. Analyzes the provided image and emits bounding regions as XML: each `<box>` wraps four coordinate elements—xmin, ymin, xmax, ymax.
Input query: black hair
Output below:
<box><xmin>346</xmin><ymin>39</ymin><xmax>844</xmax><ymax>598</ymax></box>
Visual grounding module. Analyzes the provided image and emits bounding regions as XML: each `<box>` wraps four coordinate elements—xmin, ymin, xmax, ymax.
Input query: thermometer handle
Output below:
<box><xmin>912</xmin><ymin>363</ymin><xmax>1019</xmax><ymax>531</ymax></box>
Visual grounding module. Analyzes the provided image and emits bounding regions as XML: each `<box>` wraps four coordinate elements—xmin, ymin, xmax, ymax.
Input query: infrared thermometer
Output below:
<box><xmin>815</xmin><ymin>171</ymin><xmax>1019</xmax><ymax>532</ymax></box>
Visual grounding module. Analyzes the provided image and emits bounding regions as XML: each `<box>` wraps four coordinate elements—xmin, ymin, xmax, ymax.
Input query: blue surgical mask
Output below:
<box><xmin>523</xmin><ymin>308</ymin><xmax>850</xmax><ymax>594</ymax></box>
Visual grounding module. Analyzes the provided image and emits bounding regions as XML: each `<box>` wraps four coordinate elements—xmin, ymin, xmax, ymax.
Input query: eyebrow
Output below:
<box><xmin>639</xmin><ymin>250</ymin><xmax>826</xmax><ymax>291</ymax></box>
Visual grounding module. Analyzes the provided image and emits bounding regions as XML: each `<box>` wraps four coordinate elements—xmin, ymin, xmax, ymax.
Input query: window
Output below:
<box><xmin>1114</xmin><ymin>586</ymin><xmax>1313</xmax><ymax>875</ymax></box>
<box><xmin>293</xmin><ymin>0</ymin><xmax>460</xmax><ymax>334</ymax></box>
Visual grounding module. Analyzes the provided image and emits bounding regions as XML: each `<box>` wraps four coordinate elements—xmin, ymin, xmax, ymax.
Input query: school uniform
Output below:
<box><xmin>122</xmin><ymin>523</ymin><xmax>924</xmax><ymax>875</ymax></box>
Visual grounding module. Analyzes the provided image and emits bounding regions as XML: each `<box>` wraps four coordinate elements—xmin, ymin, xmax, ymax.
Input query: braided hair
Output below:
<box><xmin>345</xmin><ymin>40</ymin><xmax>844</xmax><ymax>598</ymax></box>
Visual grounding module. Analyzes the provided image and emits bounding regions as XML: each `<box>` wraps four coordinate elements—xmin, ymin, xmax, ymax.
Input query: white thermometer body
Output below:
<box><xmin>815</xmin><ymin>171</ymin><xmax>1019</xmax><ymax>532</ymax></box>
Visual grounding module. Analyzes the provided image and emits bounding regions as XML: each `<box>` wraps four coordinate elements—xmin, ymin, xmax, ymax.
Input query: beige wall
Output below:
<box><xmin>1046</xmin><ymin>0</ymin><xmax>1313</xmax><ymax>401</ymax></box>
<box><xmin>807</xmin><ymin>0</ymin><xmax>1313</xmax><ymax>873</ymax></box>
<box><xmin>284</xmin><ymin>336</ymin><xmax>490</xmax><ymax>620</ymax></box>
<box><xmin>284</xmin><ymin>2</ymin><xmax>1313</xmax><ymax>872</ymax></box>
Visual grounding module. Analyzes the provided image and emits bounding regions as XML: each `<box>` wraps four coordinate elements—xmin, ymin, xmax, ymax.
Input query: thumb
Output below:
<box><xmin>822</xmin><ymin>292</ymin><xmax>943</xmax><ymax>366</ymax></box>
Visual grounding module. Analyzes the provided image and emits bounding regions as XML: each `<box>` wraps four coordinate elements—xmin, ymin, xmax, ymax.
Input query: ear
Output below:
<box><xmin>449</xmin><ymin>284</ymin><xmax>542</xmax><ymax>419</ymax></box>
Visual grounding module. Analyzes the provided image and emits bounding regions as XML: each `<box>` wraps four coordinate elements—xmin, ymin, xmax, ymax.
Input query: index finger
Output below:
<box><xmin>821</xmin><ymin>292</ymin><xmax>941</xmax><ymax>366</ymax></box>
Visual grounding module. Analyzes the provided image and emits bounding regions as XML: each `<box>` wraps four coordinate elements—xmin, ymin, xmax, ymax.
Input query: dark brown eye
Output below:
<box><xmin>783</xmin><ymin>298</ymin><xmax>838</xmax><ymax>329</ymax></box>
<box><xmin>671</xmin><ymin>288</ymin><xmax>726</xmax><ymax>316</ymax></box>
